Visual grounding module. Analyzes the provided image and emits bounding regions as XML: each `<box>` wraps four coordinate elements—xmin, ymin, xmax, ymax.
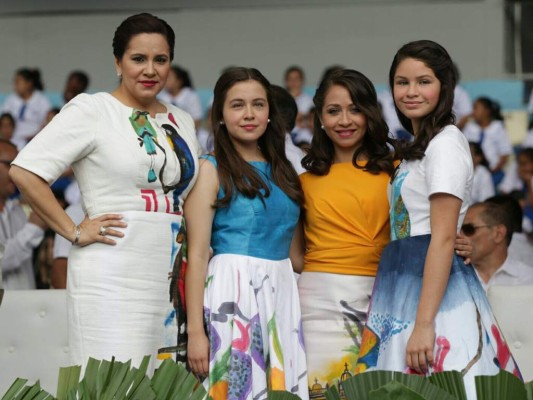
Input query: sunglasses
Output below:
<box><xmin>460</xmin><ymin>223</ymin><xmax>492</xmax><ymax>236</ymax></box>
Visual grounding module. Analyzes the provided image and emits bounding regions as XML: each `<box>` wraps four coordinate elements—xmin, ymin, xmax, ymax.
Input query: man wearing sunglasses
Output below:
<box><xmin>461</xmin><ymin>201</ymin><xmax>533</xmax><ymax>292</ymax></box>
<box><xmin>0</xmin><ymin>139</ymin><xmax>47</xmax><ymax>290</ymax></box>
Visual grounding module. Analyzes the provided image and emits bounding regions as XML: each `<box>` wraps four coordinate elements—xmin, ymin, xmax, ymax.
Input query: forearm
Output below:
<box><xmin>415</xmin><ymin>237</ymin><xmax>455</xmax><ymax>325</ymax></box>
<box><xmin>10</xmin><ymin>166</ymin><xmax>76</xmax><ymax>241</ymax></box>
<box><xmin>185</xmin><ymin>254</ymin><xmax>209</xmax><ymax>334</ymax></box>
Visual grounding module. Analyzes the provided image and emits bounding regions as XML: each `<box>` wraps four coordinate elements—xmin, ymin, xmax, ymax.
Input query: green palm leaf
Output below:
<box><xmin>1</xmin><ymin>379</ymin><xmax>54</xmax><ymax>400</ymax></box>
<box><xmin>267</xmin><ymin>390</ymin><xmax>302</xmax><ymax>399</ymax></box>
<box><xmin>526</xmin><ymin>381</ymin><xmax>533</xmax><ymax>400</ymax></box>
<box><xmin>475</xmin><ymin>370</ymin><xmax>527</xmax><ymax>400</ymax></box>
<box><xmin>369</xmin><ymin>380</ymin><xmax>427</xmax><ymax>400</ymax></box>
<box><xmin>56</xmin><ymin>365</ymin><xmax>81</xmax><ymax>400</ymax></box>
<box><xmin>337</xmin><ymin>371</ymin><xmax>459</xmax><ymax>400</ymax></box>
<box><xmin>428</xmin><ymin>370</ymin><xmax>467</xmax><ymax>400</ymax></box>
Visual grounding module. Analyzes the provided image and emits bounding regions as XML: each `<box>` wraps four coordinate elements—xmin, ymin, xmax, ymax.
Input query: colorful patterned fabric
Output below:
<box><xmin>356</xmin><ymin>239</ymin><xmax>521</xmax><ymax>400</ymax></box>
<box><xmin>204</xmin><ymin>255</ymin><xmax>308</xmax><ymax>400</ymax></box>
<box><xmin>199</xmin><ymin>156</ymin><xmax>308</xmax><ymax>400</ymax></box>
<box><xmin>298</xmin><ymin>272</ymin><xmax>374</xmax><ymax>399</ymax></box>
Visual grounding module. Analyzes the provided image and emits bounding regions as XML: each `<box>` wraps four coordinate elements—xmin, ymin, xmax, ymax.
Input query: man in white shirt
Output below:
<box><xmin>0</xmin><ymin>140</ymin><xmax>47</xmax><ymax>289</ymax></box>
<box><xmin>462</xmin><ymin>201</ymin><xmax>533</xmax><ymax>292</ymax></box>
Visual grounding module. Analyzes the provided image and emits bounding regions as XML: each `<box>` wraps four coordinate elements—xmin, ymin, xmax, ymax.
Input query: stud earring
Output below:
<box><xmin>268</xmin><ymin>118</ymin><xmax>271</xmax><ymax>123</ymax></box>
<box><xmin>219</xmin><ymin>121</ymin><xmax>224</xmax><ymax>125</ymax></box>
<box><xmin>117</xmin><ymin>72</ymin><xmax>122</xmax><ymax>77</ymax></box>
<box><xmin>321</xmin><ymin>125</ymin><xmax>325</xmax><ymax>130</ymax></box>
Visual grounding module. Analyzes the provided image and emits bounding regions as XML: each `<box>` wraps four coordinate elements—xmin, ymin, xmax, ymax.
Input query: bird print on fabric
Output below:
<box><xmin>129</xmin><ymin>110</ymin><xmax>159</xmax><ymax>183</ymax></box>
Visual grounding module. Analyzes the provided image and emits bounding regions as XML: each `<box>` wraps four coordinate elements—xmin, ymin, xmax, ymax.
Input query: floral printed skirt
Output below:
<box><xmin>203</xmin><ymin>254</ymin><xmax>308</xmax><ymax>400</ymax></box>
<box><xmin>355</xmin><ymin>234</ymin><xmax>521</xmax><ymax>400</ymax></box>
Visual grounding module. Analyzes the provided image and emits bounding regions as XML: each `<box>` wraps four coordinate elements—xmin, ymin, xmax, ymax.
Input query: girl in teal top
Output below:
<box><xmin>184</xmin><ymin>67</ymin><xmax>308</xmax><ymax>400</ymax></box>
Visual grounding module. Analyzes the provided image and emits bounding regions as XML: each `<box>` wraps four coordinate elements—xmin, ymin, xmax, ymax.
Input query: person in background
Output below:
<box><xmin>10</xmin><ymin>13</ymin><xmax>200</xmax><ymax>372</ymax></box>
<box><xmin>185</xmin><ymin>67</ymin><xmax>308</xmax><ymax>399</ymax></box>
<box><xmin>0</xmin><ymin>139</ymin><xmax>47</xmax><ymax>289</ymax></box>
<box><xmin>270</xmin><ymin>85</ymin><xmax>306</xmax><ymax>174</ymax></box>
<box><xmin>511</xmin><ymin>148</ymin><xmax>533</xmax><ymax>232</ymax></box>
<box><xmin>284</xmin><ymin>65</ymin><xmax>314</xmax><ymax>118</ymax></box>
<box><xmin>356</xmin><ymin>40</ymin><xmax>518</xmax><ymax>400</ymax></box>
<box><xmin>452</xmin><ymin>62</ymin><xmax>472</xmax><ymax>130</ymax></box>
<box><xmin>463</xmin><ymin>97</ymin><xmax>512</xmax><ymax>188</ymax></box>
<box><xmin>1</xmin><ymin>68</ymin><xmax>51</xmax><ymax>149</ymax></box>
<box><xmin>158</xmin><ymin>65</ymin><xmax>203</xmax><ymax>129</ymax></box>
<box><xmin>485</xmin><ymin>194</ymin><xmax>533</xmax><ymax>266</ymax></box>
<box><xmin>462</xmin><ymin>201</ymin><xmax>533</xmax><ymax>292</ymax></box>
<box><xmin>0</xmin><ymin>113</ymin><xmax>16</xmax><ymax>142</ymax></box>
<box><xmin>469</xmin><ymin>142</ymin><xmax>495</xmax><ymax>203</ymax></box>
<box><xmin>63</xmin><ymin>71</ymin><xmax>90</xmax><ymax>104</ymax></box>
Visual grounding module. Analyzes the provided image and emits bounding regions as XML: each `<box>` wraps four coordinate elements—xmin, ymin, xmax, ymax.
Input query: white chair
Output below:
<box><xmin>0</xmin><ymin>289</ymin><xmax>69</xmax><ymax>395</ymax></box>
<box><xmin>487</xmin><ymin>285</ymin><xmax>533</xmax><ymax>382</ymax></box>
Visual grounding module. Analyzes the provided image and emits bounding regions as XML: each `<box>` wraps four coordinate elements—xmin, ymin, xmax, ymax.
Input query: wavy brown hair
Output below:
<box><xmin>211</xmin><ymin>67</ymin><xmax>303</xmax><ymax>207</ymax></box>
<box><xmin>390</xmin><ymin>40</ymin><xmax>456</xmax><ymax>161</ymax></box>
<box><xmin>302</xmin><ymin>69</ymin><xmax>396</xmax><ymax>176</ymax></box>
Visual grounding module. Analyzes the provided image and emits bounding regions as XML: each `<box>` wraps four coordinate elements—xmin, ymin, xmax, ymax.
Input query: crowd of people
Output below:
<box><xmin>1</xmin><ymin>11</ymin><xmax>533</xmax><ymax>400</ymax></box>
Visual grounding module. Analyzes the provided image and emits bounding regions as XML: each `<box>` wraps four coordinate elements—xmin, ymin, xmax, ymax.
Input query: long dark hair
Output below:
<box><xmin>390</xmin><ymin>40</ymin><xmax>456</xmax><ymax>160</ymax></box>
<box><xmin>211</xmin><ymin>67</ymin><xmax>303</xmax><ymax>207</ymax></box>
<box><xmin>302</xmin><ymin>69</ymin><xmax>396</xmax><ymax>176</ymax></box>
<box><xmin>112</xmin><ymin>13</ymin><xmax>175</xmax><ymax>61</ymax></box>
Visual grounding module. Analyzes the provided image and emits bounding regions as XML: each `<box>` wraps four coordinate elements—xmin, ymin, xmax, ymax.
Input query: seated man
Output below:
<box><xmin>462</xmin><ymin>201</ymin><xmax>533</xmax><ymax>291</ymax></box>
<box><xmin>0</xmin><ymin>139</ymin><xmax>47</xmax><ymax>289</ymax></box>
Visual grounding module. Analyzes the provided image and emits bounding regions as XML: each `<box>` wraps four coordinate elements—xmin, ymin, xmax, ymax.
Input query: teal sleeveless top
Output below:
<box><xmin>203</xmin><ymin>155</ymin><xmax>299</xmax><ymax>261</ymax></box>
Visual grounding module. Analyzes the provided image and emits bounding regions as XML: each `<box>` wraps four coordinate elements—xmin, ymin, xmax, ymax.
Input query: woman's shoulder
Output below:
<box><xmin>432</xmin><ymin>125</ymin><xmax>468</xmax><ymax>146</ymax></box>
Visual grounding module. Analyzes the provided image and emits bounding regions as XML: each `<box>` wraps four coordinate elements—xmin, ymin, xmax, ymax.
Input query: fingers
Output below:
<box><xmin>406</xmin><ymin>349</ymin><xmax>433</xmax><ymax>374</ymax></box>
<box><xmin>188</xmin><ymin>356</ymin><xmax>209</xmax><ymax>377</ymax></box>
<box><xmin>77</xmin><ymin>214</ymin><xmax>127</xmax><ymax>247</ymax></box>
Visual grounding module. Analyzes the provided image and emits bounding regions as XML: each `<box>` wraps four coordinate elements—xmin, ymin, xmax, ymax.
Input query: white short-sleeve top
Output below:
<box><xmin>390</xmin><ymin>125</ymin><xmax>473</xmax><ymax>239</ymax></box>
<box><xmin>13</xmin><ymin>92</ymin><xmax>200</xmax><ymax>217</ymax></box>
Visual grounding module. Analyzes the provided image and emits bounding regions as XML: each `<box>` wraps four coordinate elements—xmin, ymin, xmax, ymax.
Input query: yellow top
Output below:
<box><xmin>300</xmin><ymin>162</ymin><xmax>391</xmax><ymax>276</ymax></box>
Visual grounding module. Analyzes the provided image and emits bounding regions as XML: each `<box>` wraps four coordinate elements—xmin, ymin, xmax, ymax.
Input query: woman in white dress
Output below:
<box><xmin>10</xmin><ymin>13</ymin><xmax>200</xmax><ymax>372</ymax></box>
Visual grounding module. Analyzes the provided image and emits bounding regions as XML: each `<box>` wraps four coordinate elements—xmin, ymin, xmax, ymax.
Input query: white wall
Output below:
<box><xmin>0</xmin><ymin>0</ymin><xmax>505</xmax><ymax>93</ymax></box>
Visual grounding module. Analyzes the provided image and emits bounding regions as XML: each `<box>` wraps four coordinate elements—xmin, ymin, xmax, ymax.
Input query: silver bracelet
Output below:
<box><xmin>73</xmin><ymin>225</ymin><xmax>81</xmax><ymax>246</ymax></box>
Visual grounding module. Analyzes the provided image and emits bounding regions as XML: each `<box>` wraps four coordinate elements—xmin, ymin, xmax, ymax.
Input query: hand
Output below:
<box><xmin>406</xmin><ymin>322</ymin><xmax>435</xmax><ymax>374</ymax></box>
<box><xmin>454</xmin><ymin>233</ymin><xmax>472</xmax><ymax>264</ymax></box>
<box><xmin>28</xmin><ymin>211</ymin><xmax>48</xmax><ymax>230</ymax></box>
<box><xmin>75</xmin><ymin>214</ymin><xmax>127</xmax><ymax>246</ymax></box>
<box><xmin>187</xmin><ymin>332</ymin><xmax>210</xmax><ymax>378</ymax></box>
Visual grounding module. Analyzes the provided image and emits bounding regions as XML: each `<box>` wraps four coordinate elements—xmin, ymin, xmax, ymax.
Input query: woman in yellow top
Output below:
<box><xmin>291</xmin><ymin>69</ymin><xmax>397</xmax><ymax>395</ymax></box>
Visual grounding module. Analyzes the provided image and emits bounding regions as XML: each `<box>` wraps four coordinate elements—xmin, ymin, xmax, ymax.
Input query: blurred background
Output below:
<box><xmin>0</xmin><ymin>0</ymin><xmax>531</xmax><ymax>111</ymax></box>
